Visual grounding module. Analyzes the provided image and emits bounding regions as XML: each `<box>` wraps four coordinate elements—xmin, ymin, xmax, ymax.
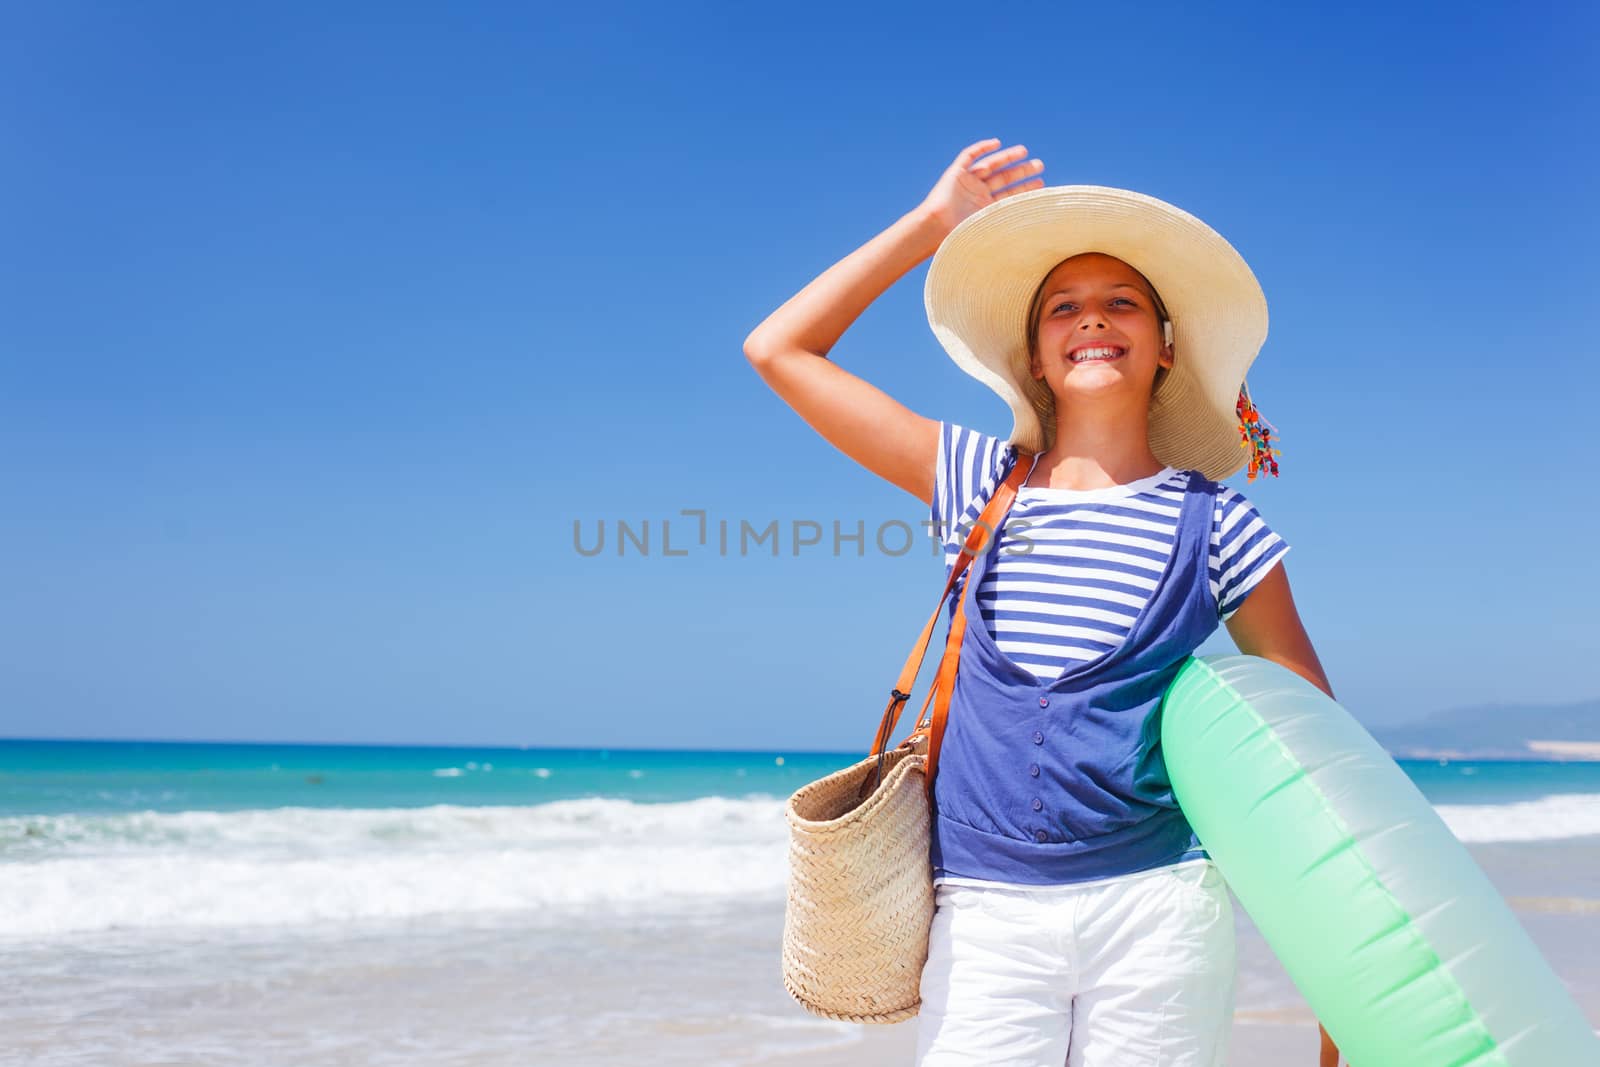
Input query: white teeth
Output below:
<box><xmin>1070</xmin><ymin>346</ymin><xmax>1125</xmax><ymax>363</ymax></box>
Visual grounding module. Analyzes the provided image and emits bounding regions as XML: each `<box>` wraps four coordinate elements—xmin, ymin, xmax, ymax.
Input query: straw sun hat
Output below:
<box><xmin>924</xmin><ymin>184</ymin><xmax>1280</xmax><ymax>482</ymax></box>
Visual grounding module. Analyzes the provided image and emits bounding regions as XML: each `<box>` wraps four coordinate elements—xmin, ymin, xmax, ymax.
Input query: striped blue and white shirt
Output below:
<box><xmin>932</xmin><ymin>421</ymin><xmax>1290</xmax><ymax>683</ymax></box>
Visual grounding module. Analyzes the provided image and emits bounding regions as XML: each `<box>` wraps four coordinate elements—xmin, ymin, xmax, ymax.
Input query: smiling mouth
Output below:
<box><xmin>1069</xmin><ymin>345</ymin><xmax>1127</xmax><ymax>364</ymax></box>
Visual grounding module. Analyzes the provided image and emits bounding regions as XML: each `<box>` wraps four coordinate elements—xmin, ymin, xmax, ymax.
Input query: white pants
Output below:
<box><xmin>914</xmin><ymin>859</ymin><xmax>1236</xmax><ymax>1067</ymax></box>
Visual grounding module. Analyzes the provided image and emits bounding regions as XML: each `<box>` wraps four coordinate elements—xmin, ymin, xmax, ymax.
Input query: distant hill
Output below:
<box><xmin>1373</xmin><ymin>698</ymin><xmax>1600</xmax><ymax>760</ymax></box>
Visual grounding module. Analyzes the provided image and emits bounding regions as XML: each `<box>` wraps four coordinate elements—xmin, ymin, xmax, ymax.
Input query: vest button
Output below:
<box><xmin>1038</xmin><ymin>695</ymin><xmax>1049</xmax><ymax>707</ymax></box>
<box><xmin>1029</xmin><ymin>763</ymin><xmax>1040</xmax><ymax>777</ymax></box>
<box><xmin>1031</xmin><ymin>731</ymin><xmax>1044</xmax><ymax>745</ymax></box>
<box><xmin>1031</xmin><ymin>798</ymin><xmax>1043</xmax><ymax>812</ymax></box>
<box><xmin>1034</xmin><ymin>829</ymin><xmax>1048</xmax><ymax>843</ymax></box>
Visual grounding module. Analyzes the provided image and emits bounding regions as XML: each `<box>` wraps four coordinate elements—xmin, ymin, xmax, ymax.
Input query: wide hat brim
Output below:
<box><xmin>924</xmin><ymin>184</ymin><xmax>1269</xmax><ymax>482</ymax></box>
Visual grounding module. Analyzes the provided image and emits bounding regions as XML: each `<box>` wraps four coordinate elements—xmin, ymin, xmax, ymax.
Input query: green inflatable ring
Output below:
<box><xmin>1162</xmin><ymin>654</ymin><xmax>1598</xmax><ymax>1066</ymax></box>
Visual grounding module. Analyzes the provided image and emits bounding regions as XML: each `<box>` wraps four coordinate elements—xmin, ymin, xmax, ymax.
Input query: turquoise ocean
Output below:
<box><xmin>10</xmin><ymin>738</ymin><xmax>1600</xmax><ymax>818</ymax></box>
<box><xmin>3</xmin><ymin>740</ymin><xmax>1599</xmax><ymax>1065</ymax></box>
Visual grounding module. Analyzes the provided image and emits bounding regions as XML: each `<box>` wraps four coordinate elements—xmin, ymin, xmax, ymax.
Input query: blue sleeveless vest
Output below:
<box><xmin>929</xmin><ymin>455</ymin><xmax>1223</xmax><ymax>885</ymax></box>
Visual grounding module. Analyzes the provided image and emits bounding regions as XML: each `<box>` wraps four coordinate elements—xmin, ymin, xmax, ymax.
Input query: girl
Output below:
<box><xmin>744</xmin><ymin>139</ymin><xmax>1339</xmax><ymax>1066</ymax></box>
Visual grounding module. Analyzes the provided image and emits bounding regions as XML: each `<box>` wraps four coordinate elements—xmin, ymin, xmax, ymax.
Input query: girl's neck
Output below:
<box><xmin>1026</xmin><ymin>410</ymin><xmax>1167</xmax><ymax>491</ymax></box>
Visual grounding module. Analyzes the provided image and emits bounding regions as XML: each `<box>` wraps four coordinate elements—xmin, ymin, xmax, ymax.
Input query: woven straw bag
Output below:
<box><xmin>781</xmin><ymin>454</ymin><xmax>1036</xmax><ymax>1023</ymax></box>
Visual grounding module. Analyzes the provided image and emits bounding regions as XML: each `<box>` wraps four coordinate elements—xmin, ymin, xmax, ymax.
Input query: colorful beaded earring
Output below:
<box><xmin>1235</xmin><ymin>379</ymin><xmax>1281</xmax><ymax>481</ymax></box>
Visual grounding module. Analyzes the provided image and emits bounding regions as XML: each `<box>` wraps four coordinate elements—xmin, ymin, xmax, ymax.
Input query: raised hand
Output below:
<box><xmin>918</xmin><ymin>138</ymin><xmax>1046</xmax><ymax>238</ymax></box>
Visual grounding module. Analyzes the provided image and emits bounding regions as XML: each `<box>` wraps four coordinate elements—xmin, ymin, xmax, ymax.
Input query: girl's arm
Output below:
<box><xmin>743</xmin><ymin>138</ymin><xmax>1044</xmax><ymax>507</ymax></box>
<box><xmin>1223</xmin><ymin>561</ymin><xmax>1334</xmax><ymax>699</ymax></box>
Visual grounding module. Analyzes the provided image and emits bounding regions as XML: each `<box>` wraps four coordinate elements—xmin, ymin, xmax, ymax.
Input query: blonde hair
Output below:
<box><xmin>1016</xmin><ymin>255</ymin><xmax>1174</xmax><ymax>452</ymax></box>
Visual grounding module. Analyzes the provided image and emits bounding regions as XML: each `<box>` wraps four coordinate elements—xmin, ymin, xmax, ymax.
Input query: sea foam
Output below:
<box><xmin>3</xmin><ymin>791</ymin><xmax>1595</xmax><ymax>941</ymax></box>
<box><xmin>0</xmin><ymin>796</ymin><xmax>789</xmax><ymax>939</ymax></box>
<box><xmin>1433</xmin><ymin>792</ymin><xmax>1600</xmax><ymax>842</ymax></box>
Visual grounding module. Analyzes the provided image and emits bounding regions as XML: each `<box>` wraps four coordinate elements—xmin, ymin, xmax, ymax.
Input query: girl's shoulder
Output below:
<box><xmin>936</xmin><ymin>421</ymin><xmax>1014</xmax><ymax>497</ymax></box>
<box><xmin>1209</xmin><ymin>475</ymin><xmax>1275</xmax><ymax>522</ymax></box>
<box><xmin>940</xmin><ymin>420</ymin><xmax>1013</xmax><ymax>461</ymax></box>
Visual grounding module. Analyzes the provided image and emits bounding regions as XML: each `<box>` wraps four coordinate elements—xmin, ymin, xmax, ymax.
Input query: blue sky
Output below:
<box><xmin>3</xmin><ymin>2</ymin><xmax>1596</xmax><ymax>750</ymax></box>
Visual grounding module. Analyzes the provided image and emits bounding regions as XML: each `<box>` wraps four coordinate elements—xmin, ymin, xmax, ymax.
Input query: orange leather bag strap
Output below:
<box><xmin>920</xmin><ymin>575</ymin><xmax>971</xmax><ymax>797</ymax></box>
<box><xmin>864</xmin><ymin>451</ymin><xmax>1037</xmax><ymax>792</ymax></box>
